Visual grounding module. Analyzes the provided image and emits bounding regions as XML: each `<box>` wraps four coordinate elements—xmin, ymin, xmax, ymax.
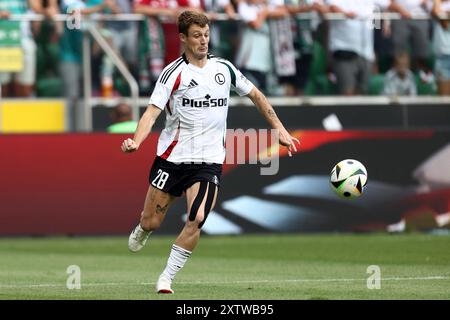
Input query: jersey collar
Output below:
<box><xmin>182</xmin><ymin>52</ymin><xmax>212</xmax><ymax>64</ymax></box>
<box><xmin>182</xmin><ymin>53</ymin><xmax>189</xmax><ymax>64</ymax></box>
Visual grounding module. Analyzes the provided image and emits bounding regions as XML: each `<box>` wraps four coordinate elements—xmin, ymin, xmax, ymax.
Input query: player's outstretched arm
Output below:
<box><xmin>121</xmin><ymin>104</ymin><xmax>162</xmax><ymax>153</ymax></box>
<box><xmin>247</xmin><ymin>86</ymin><xmax>300</xmax><ymax>157</ymax></box>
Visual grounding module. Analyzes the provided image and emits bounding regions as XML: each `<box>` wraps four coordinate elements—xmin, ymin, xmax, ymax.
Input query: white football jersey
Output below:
<box><xmin>149</xmin><ymin>54</ymin><xmax>254</xmax><ymax>164</ymax></box>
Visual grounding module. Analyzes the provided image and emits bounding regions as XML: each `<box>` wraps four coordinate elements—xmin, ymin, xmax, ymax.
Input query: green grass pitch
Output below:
<box><xmin>0</xmin><ymin>234</ymin><xmax>449</xmax><ymax>300</ymax></box>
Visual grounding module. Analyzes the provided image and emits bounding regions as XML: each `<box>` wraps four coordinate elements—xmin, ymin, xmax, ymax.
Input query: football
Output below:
<box><xmin>330</xmin><ymin>159</ymin><xmax>368</xmax><ymax>199</ymax></box>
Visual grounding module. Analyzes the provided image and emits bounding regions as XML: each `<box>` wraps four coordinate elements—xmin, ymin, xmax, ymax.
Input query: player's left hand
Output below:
<box><xmin>279</xmin><ymin>129</ymin><xmax>300</xmax><ymax>157</ymax></box>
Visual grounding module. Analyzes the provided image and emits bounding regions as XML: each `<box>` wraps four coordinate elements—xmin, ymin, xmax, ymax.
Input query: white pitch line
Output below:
<box><xmin>0</xmin><ymin>276</ymin><xmax>449</xmax><ymax>289</ymax></box>
<box><xmin>181</xmin><ymin>276</ymin><xmax>450</xmax><ymax>285</ymax></box>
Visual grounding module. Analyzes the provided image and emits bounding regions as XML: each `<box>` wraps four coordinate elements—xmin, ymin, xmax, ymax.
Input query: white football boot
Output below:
<box><xmin>128</xmin><ymin>224</ymin><xmax>150</xmax><ymax>252</ymax></box>
<box><xmin>156</xmin><ymin>274</ymin><xmax>174</xmax><ymax>294</ymax></box>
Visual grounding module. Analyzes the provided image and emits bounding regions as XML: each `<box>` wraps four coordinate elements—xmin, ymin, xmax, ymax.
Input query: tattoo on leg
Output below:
<box><xmin>149</xmin><ymin>187</ymin><xmax>157</xmax><ymax>202</ymax></box>
<box><xmin>156</xmin><ymin>203</ymin><xmax>168</xmax><ymax>215</ymax></box>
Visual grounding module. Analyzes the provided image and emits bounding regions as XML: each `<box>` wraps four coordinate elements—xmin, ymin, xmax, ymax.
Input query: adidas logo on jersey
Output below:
<box><xmin>188</xmin><ymin>79</ymin><xmax>198</xmax><ymax>88</ymax></box>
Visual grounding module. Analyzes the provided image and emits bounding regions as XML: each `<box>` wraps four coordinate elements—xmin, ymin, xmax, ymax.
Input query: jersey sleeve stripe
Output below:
<box><xmin>218</xmin><ymin>61</ymin><xmax>236</xmax><ymax>87</ymax></box>
<box><xmin>159</xmin><ymin>58</ymin><xmax>182</xmax><ymax>84</ymax></box>
<box><xmin>161</xmin><ymin>59</ymin><xmax>184</xmax><ymax>85</ymax></box>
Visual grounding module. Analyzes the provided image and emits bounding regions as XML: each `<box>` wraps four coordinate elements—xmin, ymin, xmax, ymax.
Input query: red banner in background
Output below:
<box><xmin>0</xmin><ymin>131</ymin><xmax>449</xmax><ymax>236</ymax></box>
<box><xmin>0</xmin><ymin>134</ymin><xmax>159</xmax><ymax>236</ymax></box>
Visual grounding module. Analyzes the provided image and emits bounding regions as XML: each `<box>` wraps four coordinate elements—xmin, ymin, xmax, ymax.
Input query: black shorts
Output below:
<box><xmin>148</xmin><ymin>156</ymin><xmax>222</xmax><ymax>197</ymax></box>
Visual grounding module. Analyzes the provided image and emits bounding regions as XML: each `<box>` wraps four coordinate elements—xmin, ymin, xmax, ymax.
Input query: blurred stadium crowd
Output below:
<box><xmin>1</xmin><ymin>0</ymin><xmax>450</xmax><ymax>99</ymax></box>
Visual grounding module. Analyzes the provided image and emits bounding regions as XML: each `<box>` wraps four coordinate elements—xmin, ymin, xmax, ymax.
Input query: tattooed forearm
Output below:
<box><xmin>156</xmin><ymin>203</ymin><xmax>169</xmax><ymax>215</ymax></box>
<box><xmin>266</xmin><ymin>108</ymin><xmax>276</xmax><ymax>119</ymax></box>
<box><xmin>250</xmin><ymin>88</ymin><xmax>281</xmax><ymax>126</ymax></box>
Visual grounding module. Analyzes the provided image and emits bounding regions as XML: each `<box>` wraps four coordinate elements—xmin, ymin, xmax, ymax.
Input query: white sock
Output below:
<box><xmin>162</xmin><ymin>244</ymin><xmax>192</xmax><ymax>282</ymax></box>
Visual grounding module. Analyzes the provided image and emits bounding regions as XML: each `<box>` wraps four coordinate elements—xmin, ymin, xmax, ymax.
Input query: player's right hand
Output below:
<box><xmin>121</xmin><ymin>138</ymin><xmax>138</xmax><ymax>153</ymax></box>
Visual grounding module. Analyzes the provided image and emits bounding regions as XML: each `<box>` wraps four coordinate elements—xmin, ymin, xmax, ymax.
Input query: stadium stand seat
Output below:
<box><xmin>368</xmin><ymin>74</ymin><xmax>385</xmax><ymax>95</ymax></box>
<box><xmin>415</xmin><ymin>73</ymin><xmax>437</xmax><ymax>96</ymax></box>
<box><xmin>314</xmin><ymin>74</ymin><xmax>337</xmax><ymax>95</ymax></box>
<box><xmin>114</xmin><ymin>76</ymin><xmax>130</xmax><ymax>97</ymax></box>
<box><xmin>305</xmin><ymin>42</ymin><xmax>335</xmax><ymax>95</ymax></box>
<box><xmin>36</xmin><ymin>77</ymin><xmax>63</xmax><ymax>97</ymax></box>
<box><xmin>35</xmin><ymin>21</ymin><xmax>63</xmax><ymax>98</ymax></box>
<box><xmin>309</xmin><ymin>42</ymin><xmax>328</xmax><ymax>79</ymax></box>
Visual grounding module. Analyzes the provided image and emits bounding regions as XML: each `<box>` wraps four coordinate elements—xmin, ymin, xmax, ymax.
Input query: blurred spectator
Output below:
<box><xmin>91</xmin><ymin>28</ymin><xmax>117</xmax><ymax>97</ymax></box>
<box><xmin>33</xmin><ymin>0</ymin><xmax>62</xmax><ymax>98</ymax></box>
<box><xmin>133</xmin><ymin>0</ymin><xmax>178</xmax><ymax>94</ymax></box>
<box><xmin>268</xmin><ymin>0</ymin><xmax>297</xmax><ymax>96</ymax></box>
<box><xmin>202</xmin><ymin>0</ymin><xmax>238</xmax><ymax>59</ymax></box>
<box><xmin>383</xmin><ymin>52</ymin><xmax>417</xmax><ymax>96</ymax></box>
<box><xmin>389</xmin><ymin>0</ymin><xmax>432</xmax><ymax>77</ymax></box>
<box><xmin>107</xmin><ymin>103</ymin><xmax>138</xmax><ymax>133</ymax></box>
<box><xmin>105</xmin><ymin>0</ymin><xmax>138</xmax><ymax>73</ymax></box>
<box><xmin>39</xmin><ymin>0</ymin><xmax>62</xmax><ymax>44</ymax></box>
<box><xmin>59</xmin><ymin>0</ymin><xmax>114</xmax><ymax>130</ymax></box>
<box><xmin>328</xmin><ymin>0</ymin><xmax>390</xmax><ymax>95</ymax></box>
<box><xmin>267</xmin><ymin>0</ymin><xmax>297</xmax><ymax>96</ymax></box>
<box><xmin>235</xmin><ymin>0</ymin><xmax>289</xmax><ymax>93</ymax></box>
<box><xmin>44</xmin><ymin>0</ymin><xmax>60</xmax><ymax>17</ymax></box>
<box><xmin>431</xmin><ymin>0</ymin><xmax>450</xmax><ymax>95</ymax></box>
<box><xmin>285</xmin><ymin>0</ymin><xmax>328</xmax><ymax>95</ymax></box>
<box><xmin>374</xmin><ymin>17</ymin><xmax>394</xmax><ymax>74</ymax></box>
<box><xmin>0</xmin><ymin>0</ymin><xmax>41</xmax><ymax>97</ymax></box>
<box><xmin>235</xmin><ymin>0</ymin><xmax>270</xmax><ymax>92</ymax></box>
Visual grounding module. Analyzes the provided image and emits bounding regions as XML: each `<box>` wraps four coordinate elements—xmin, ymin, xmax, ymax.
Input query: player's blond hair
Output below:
<box><xmin>177</xmin><ymin>11</ymin><xmax>209</xmax><ymax>36</ymax></box>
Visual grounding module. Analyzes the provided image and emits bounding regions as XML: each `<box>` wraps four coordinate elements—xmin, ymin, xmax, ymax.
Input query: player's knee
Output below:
<box><xmin>140</xmin><ymin>215</ymin><xmax>162</xmax><ymax>231</ymax></box>
<box><xmin>188</xmin><ymin>211</ymin><xmax>205</xmax><ymax>228</ymax></box>
<box><xmin>198</xmin><ymin>214</ymin><xmax>209</xmax><ymax>229</ymax></box>
<box><xmin>188</xmin><ymin>208</ymin><xmax>212</xmax><ymax>230</ymax></box>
